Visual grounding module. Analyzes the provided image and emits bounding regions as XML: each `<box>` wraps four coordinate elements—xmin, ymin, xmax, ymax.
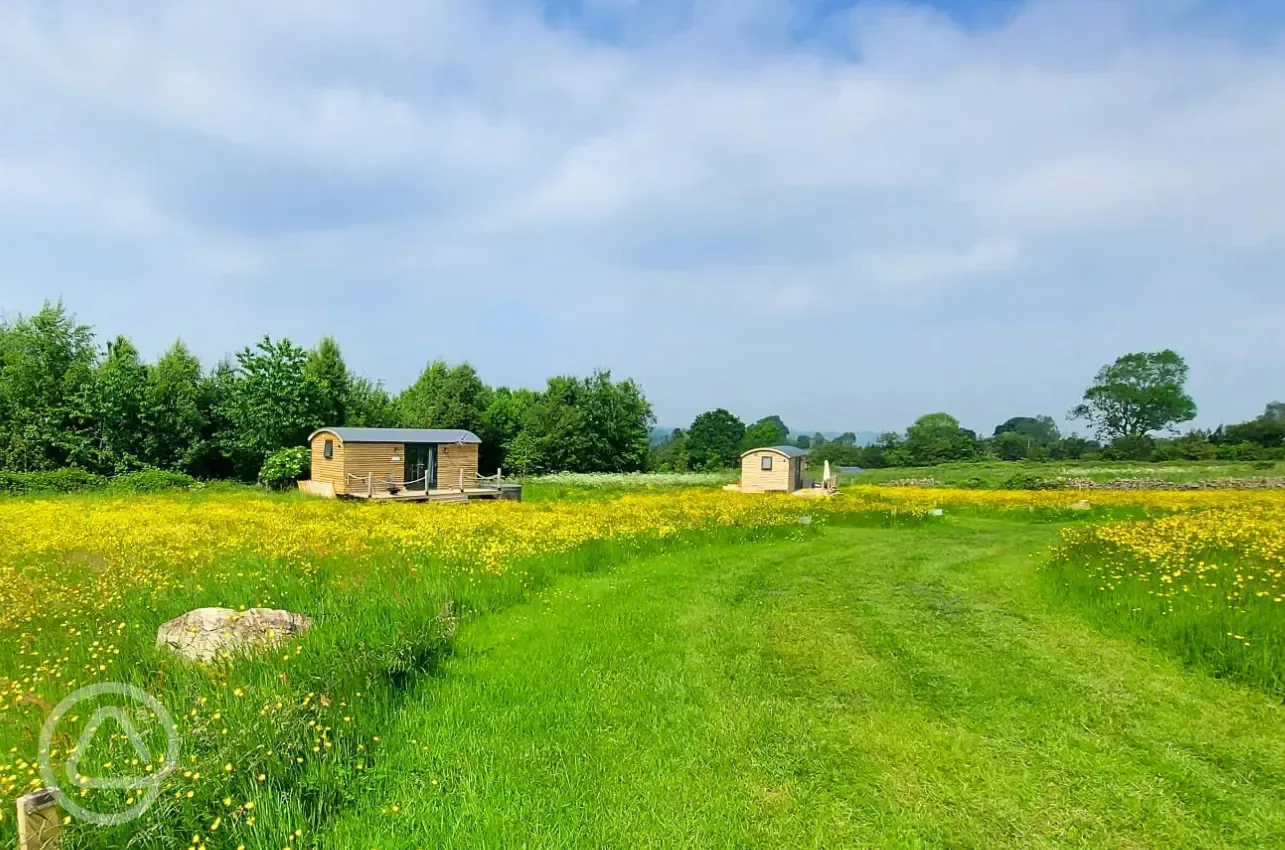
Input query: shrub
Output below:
<box><xmin>106</xmin><ymin>469</ymin><xmax>197</xmax><ymax>493</ymax></box>
<box><xmin>0</xmin><ymin>468</ymin><xmax>107</xmax><ymax>495</ymax></box>
<box><xmin>1000</xmin><ymin>472</ymin><xmax>1063</xmax><ymax>491</ymax></box>
<box><xmin>259</xmin><ymin>446</ymin><xmax>311</xmax><ymax>489</ymax></box>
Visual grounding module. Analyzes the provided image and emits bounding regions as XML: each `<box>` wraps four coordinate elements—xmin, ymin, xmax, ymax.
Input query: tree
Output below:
<box><xmin>0</xmin><ymin>302</ymin><xmax>97</xmax><ymax>471</ymax></box>
<box><xmin>345</xmin><ymin>375</ymin><xmax>398</xmax><ymax>428</ymax></box>
<box><xmin>1070</xmin><ymin>350</ymin><xmax>1197</xmax><ymax>441</ymax></box>
<box><xmin>479</xmin><ymin>387</ymin><xmax>539</xmax><ymax>473</ymax></box>
<box><xmin>514</xmin><ymin>371</ymin><xmax>653</xmax><ymax>473</ymax></box>
<box><xmin>1223</xmin><ymin>402</ymin><xmax>1285</xmax><ymax>449</ymax></box>
<box><xmin>650</xmin><ymin>427</ymin><xmax>690</xmax><ymax>472</ymax></box>
<box><xmin>88</xmin><ymin>336</ymin><xmax>152</xmax><ymax>473</ymax></box>
<box><xmin>740</xmin><ymin>415</ymin><xmax>789</xmax><ymax>452</ymax></box>
<box><xmin>303</xmin><ymin>337</ymin><xmax>351</xmax><ymax>426</ymax></box>
<box><xmin>993</xmin><ymin>416</ymin><xmax>1060</xmax><ymax>444</ymax></box>
<box><xmin>397</xmin><ymin>361</ymin><xmax>490</xmax><ymax>434</ymax></box>
<box><xmin>142</xmin><ymin>341</ymin><xmax>206</xmax><ymax>472</ymax></box>
<box><xmin>793</xmin><ymin>434</ymin><xmax>811</xmax><ymax>449</ymax></box>
<box><xmin>686</xmin><ymin>409</ymin><xmax>746</xmax><ymax>470</ymax></box>
<box><xmin>1265</xmin><ymin>402</ymin><xmax>1285</xmax><ymax>423</ymax></box>
<box><xmin>903</xmin><ymin>413</ymin><xmax>980</xmax><ymax>466</ymax></box>
<box><xmin>218</xmin><ymin>337</ymin><xmax>321</xmax><ymax>479</ymax></box>
<box><xmin>834</xmin><ymin>432</ymin><xmax>858</xmax><ymax>446</ymax></box>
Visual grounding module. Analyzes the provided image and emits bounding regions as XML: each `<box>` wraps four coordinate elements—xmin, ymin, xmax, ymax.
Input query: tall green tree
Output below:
<box><xmin>686</xmin><ymin>409</ymin><xmax>745</xmax><ymax>469</ymax></box>
<box><xmin>218</xmin><ymin>337</ymin><xmax>321</xmax><ymax>479</ymax></box>
<box><xmin>346</xmin><ymin>375</ymin><xmax>398</xmax><ymax>428</ymax></box>
<box><xmin>303</xmin><ymin>337</ymin><xmax>351</xmax><ymax>426</ymax></box>
<box><xmin>91</xmin><ymin>336</ymin><xmax>150</xmax><ymax>472</ymax></box>
<box><xmin>397</xmin><ymin>361</ymin><xmax>491</xmax><ymax>433</ymax></box>
<box><xmin>143</xmin><ymin>341</ymin><xmax>206</xmax><ymax>472</ymax></box>
<box><xmin>0</xmin><ymin>302</ymin><xmax>97</xmax><ymax>470</ymax></box>
<box><xmin>1070</xmin><ymin>350</ymin><xmax>1197</xmax><ymax>440</ymax></box>
<box><xmin>518</xmin><ymin>371</ymin><xmax>653</xmax><ymax>473</ymax></box>
<box><xmin>650</xmin><ymin>427</ymin><xmax>690</xmax><ymax>471</ymax></box>
<box><xmin>479</xmin><ymin>387</ymin><xmax>539</xmax><ymax>473</ymax></box>
<box><xmin>993</xmin><ymin>415</ymin><xmax>1061</xmax><ymax>444</ymax></box>
<box><xmin>903</xmin><ymin>413</ymin><xmax>980</xmax><ymax>466</ymax></box>
<box><xmin>740</xmin><ymin>415</ymin><xmax>789</xmax><ymax>451</ymax></box>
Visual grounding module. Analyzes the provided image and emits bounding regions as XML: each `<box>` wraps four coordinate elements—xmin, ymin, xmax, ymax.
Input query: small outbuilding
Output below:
<box><xmin>738</xmin><ymin>445</ymin><xmax>809</xmax><ymax>493</ymax></box>
<box><xmin>306</xmin><ymin>427</ymin><xmax>481</xmax><ymax>498</ymax></box>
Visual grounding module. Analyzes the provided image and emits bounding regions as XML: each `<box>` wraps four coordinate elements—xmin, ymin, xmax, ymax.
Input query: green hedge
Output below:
<box><xmin>0</xmin><ymin>468</ymin><xmax>195</xmax><ymax>495</ymax></box>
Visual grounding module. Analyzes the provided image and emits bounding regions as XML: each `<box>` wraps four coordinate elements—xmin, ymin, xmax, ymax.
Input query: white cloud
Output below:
<box><xmin>0</xmin><ymin>0</ymin><xmax>1282</xmax><ymax>431</ymax></box>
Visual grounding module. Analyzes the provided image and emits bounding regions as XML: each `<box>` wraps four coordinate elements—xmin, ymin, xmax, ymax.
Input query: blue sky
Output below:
<box><xmin>1</xmin><ymin>0</ymin><xmax>1283</xmax><ymax>435</ymax></box>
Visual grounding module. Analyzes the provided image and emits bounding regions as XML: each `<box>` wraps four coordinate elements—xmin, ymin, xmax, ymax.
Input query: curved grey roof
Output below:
<box><xmin>310</xmin><ymin>427</ymin><xmax>481</xmax><ymax>444</ymax></box>
<box><xmin>741</xmin><ymin>444</ymin><xmax>809</xmax><ymax>458</ymax></box>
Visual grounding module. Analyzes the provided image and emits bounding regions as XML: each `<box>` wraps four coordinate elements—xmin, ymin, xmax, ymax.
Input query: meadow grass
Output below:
<box><xmin>1048</xmin><ymin>506</ymin><xmax>1285</xmax><ymax>695</ymax></box>
<box><xmin>841</xmin><ymin>458</ymin><xmax>1285</xmax><ymax>488</ymax></box>
<box><xmin>313</xmin><ymin>521</ymin><xmax>1285</xmax><ymax>848</ymax></box>
<box><xmin>2</xmin><ymin>488</ymin><xmax>1284</xmax><ymax>847</ymax></box>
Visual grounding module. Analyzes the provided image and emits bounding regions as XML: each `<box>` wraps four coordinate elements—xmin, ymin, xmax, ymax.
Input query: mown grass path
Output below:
<box><xmin>322</xmin><ymin>519</ymin><xmax>1285</xmax><ymax>849</ymax></box>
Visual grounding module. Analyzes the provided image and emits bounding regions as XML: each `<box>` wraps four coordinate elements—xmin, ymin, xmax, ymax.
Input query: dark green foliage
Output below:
<box><xmin>740</xmin><ymin>415</ymin><xmax>789</xmax><ymax>452</ymax></box>
<box><xmin>259</xmin><ymin>446</ymin><xmax>312</xmax><ymax>489</ymax></box>
<box><xmin>303</xmin><ymin>337</ymin><xmax>351</xmax><ymax>427</ymax></box>
<box><xmin>0</xmin><ymin>302</ymin><xmax>97</xmax><ymax>471</ymax></box>
<box><xmin>90</xmin><ymin>335</ymin><xmax>150</xmax><ymax>472</ymax></box>
<box><xmin>0</xmin><ymin>468</ymin><xmax>106</xmax><ymax>494</ymax></box>
<box><xmin>686</xmin><ymin>409</ymin><xmax>746</xmax><ymax>469</ymax></box>
<box><xmin>217</xmin><ymin>337</ymin><xmax>323</xmax><ymax>479</ymax></box>
<box><xmin>650</xmin><ymin>427</ymin><xmax>691</xmax><ymax>472</ymax></box>
<box><xmin>1071</xmin><ymin>350</ymin><xmax>1197</xmax><ymax>440</ymax></box>
<box><xmin>345</xmin><ymin>375</ymin><xmax>398</xmax><ymax>428</ymax></box>
<box><xmin>516</xmin><ymin>371</ymin><xmax>653</xmax><ymax>473</ymax></box>
<box><xmin>144</xmin><ymin>342</ymin><xmax>206</xmax><ymax>473</ymax></box>
<box><xmin>903</xmin><ymin>413</ymin><xmax>980</xmax><ymax>466</ymax></box>
<box><xmin>999</xmin><ymin>472</ymin><xmax>1064</xmax><ymax>490</ymax></box>
<box><xmin>105</xmin><ymin>469</ymin><xmax>196</xmax><ymax>493</ymax></box>
<box><xmin>397</xmin><ymin>360</ymin><xmax>490</xmax><ymax>434</ymax></box>
<box><xmin>808</xmin><ymin>440</ymin><xmax>864</xmax><ymax>467</ymax></box>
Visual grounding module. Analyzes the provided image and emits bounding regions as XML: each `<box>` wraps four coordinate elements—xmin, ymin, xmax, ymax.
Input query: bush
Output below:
<box><xmin>106</xmin><ymin>469</ymin><xmax>197</xmax><ymax>493</ymax></box>
<box><xmin>259</xmin><ymin>446</ymin><xmax>311</xmax><ymax>489</ymax></box>
<box><xmin>0</xmin><ymin>468</ymin><xmax>107</xmax><ymax>495</ymax></box>
<box><xmin>1000</xmin><ymin>472</ymin><xmax>1063</xmax><ymax>491</ymax></box>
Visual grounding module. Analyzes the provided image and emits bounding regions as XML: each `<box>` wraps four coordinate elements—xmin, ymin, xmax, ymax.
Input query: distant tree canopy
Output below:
<box><xmin>740</xmin><ymin>415</ymin><xmax>790</xmax><ymax>453</ymax></box>
<box><xmin>1071</xmin><ymin>350</ymin><xmax>1197</xmax><ymax>441</ymax></box>
<box><xmin>686</xmin><ymin>409</ymin><xmax>746</xmax><ymax>470</ymax></box>
<box><xmin>2</xmin><ymin>307</ymin><xmax>1273</xmax><ymax>478</ymax></box>
<box><xmin>0</xmin><ymin>302</ymin><xmax>656</xmax><ymax>481</ymax></box>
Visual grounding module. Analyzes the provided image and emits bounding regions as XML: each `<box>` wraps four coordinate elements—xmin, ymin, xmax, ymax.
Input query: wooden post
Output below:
<box><xmin>368</xmin><ymin>473</ymin><xmax>373</xmax><ymax>498</ymax></box>
<box><xmin>459</xmin><ymin>468</ymin><xmax>464</xmax><ymax>493</ymax></box>
<box><xmin>18</xmin><ymin>789</ymin><xmax>60</xmax><ymax>850</ymax></box>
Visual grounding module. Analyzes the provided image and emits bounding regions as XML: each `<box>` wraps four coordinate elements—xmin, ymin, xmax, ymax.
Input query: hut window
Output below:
<box><xmin>324</xmin><ymin>440</ymin><xmax>334</xmax><ymax>460</ymax></box>
<box><xmin>761</xmin><ymin>456</ymin><xmax>773</xmax><ymax>471</ymax></box>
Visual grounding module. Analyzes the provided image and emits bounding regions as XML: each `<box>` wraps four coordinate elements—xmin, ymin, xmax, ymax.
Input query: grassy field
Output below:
<box><xmin>841</xmin><ymin>459</ymin><xmax>1285</xmax><ymax>487</ymax></box>
<box><xmin>320</xmin><ymin>520</ymin><xmax>1285</xmax><ymax>848</ymax></box>
<box><xmin>2</xmin><ymin>488</ymin><xmax>1283</xmax><ymax>848</ymax></box>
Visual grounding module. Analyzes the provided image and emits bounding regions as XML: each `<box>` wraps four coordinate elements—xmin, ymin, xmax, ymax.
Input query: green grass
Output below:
<box><xmin>841</xmin><ymin>459</ymin><xmax>1285</xmax><ymax>488</ymax></box>
<box><xmin>311</xmin><ymin>520</ymin><xmax>1285</xmax><ymax>849</ymax></box>
<box><xmin>519</xmin><ymin>471</ymin><xmax>737</xmax><ymax>502</ymax></box>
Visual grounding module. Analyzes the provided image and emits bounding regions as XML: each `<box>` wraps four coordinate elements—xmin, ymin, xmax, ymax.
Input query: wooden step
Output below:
<box><xmin>428</xmin><ymin>492</ymin><xmax>470</xmax><ymax>504</ymax></box>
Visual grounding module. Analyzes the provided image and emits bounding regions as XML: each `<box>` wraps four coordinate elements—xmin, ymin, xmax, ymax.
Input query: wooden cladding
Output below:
<box><xmin>740</xmin><ymin>449</ymin><xmax>802</xmax><ymax>493</ymax></box>
<box><xmin>308</xmin><ymin>430</ymin><xmax>479</xmax><ymax>497</ymax></box>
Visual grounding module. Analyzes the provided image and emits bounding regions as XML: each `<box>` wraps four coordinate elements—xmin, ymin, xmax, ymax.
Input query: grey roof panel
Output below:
<box><xmin>310</xmin><ymin>427</ymin><xmax>481</xmax><ymax>444</ymax></box>
<box><xmin>741</xmin><ymin>444</ymin><xmax>809</xmax><ymax>458</ymax></box>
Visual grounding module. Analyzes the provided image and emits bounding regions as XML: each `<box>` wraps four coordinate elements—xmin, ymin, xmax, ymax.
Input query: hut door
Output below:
<box><xmin>404</xmin><ymin>444</ymin><xmax>437</xmax><ymax>491</ymax></box>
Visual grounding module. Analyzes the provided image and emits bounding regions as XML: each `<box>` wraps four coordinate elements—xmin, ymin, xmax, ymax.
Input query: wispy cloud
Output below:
<box><xmin>0</xmin><ymin>0</ymin><xmax>1282</xmax><ymax>432</ymax></box>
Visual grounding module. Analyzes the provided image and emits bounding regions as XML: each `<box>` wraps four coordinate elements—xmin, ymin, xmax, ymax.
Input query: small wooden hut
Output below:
<box><xmin>738</xmin><ymin>445</ymin><xmax>809</xmax><ymax>493</ymax></box>
<box><xmin>306</xmin><ymin>428</ymin><xmax>481</xmax><ymax>498</ymax></box>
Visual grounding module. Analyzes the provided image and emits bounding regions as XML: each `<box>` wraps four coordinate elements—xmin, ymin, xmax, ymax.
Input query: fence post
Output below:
<box><xmin>368</xmin><ymin>473</ymin><xmax>373</xmax><ymax>498</ymax></box>
<box><xmin>459</xmin><ymin>468</ymin><xmax>464</xmax><ymax>492</ymax></box>
<box><xmin>18</xmin><ymin>789</ymin><xmax>60</xmax><ymax>850</ymax></box>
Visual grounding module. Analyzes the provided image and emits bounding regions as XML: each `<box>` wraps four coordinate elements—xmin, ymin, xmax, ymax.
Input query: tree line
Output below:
<box><xmin>2</xmin><ymin>304</ymin><xmax>1280</xmax><ymax>483</ymax></box>
<box><xmin>0</xmin><ymin>303</ymin><xmax>652</xmax><ymax>481</ymax></box>
<box><xmin>651</xmin><ymin>350</ymin><xmax>1284</xmax><ymax>470</ymax></box>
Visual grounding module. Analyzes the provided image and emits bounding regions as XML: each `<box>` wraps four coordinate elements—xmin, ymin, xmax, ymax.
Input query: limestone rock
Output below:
<box><xmin>157</xmin><ymin>607</ymin><xmax>313</xmax><ymax>664</ymax></box>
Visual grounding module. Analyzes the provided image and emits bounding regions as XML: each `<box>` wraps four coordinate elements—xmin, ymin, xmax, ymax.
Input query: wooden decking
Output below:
<box><xmin>348</xmin><ymin>487</ymin><xmax>505</xmax><ymax>504</ymax></box>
